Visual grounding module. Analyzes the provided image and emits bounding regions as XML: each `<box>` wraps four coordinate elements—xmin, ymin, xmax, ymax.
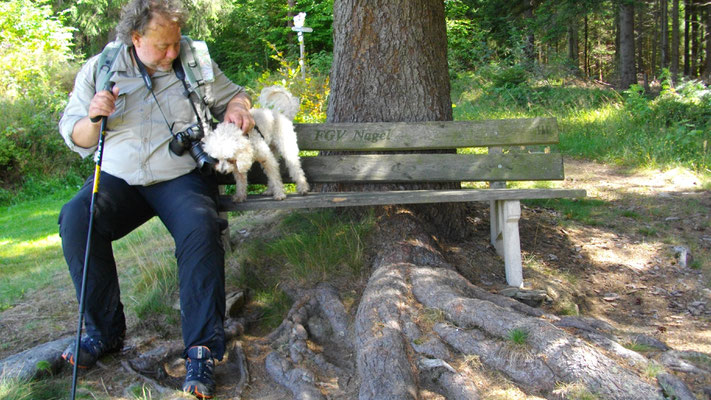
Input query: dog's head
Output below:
<box><xmin>202</xmin><ymin>122</ymin><xmax>253</xmax><ymax>174</ymax></box>
<box><xmin>258</xmin><ymin>85</ymin><xmax>300</xmax><ymax>120</ymax></box>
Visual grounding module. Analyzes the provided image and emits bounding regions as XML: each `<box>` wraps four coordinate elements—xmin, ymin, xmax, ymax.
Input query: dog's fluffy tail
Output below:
<box><xmin>258</xmin><ymin>85</ymin><xmax>300</xmax><ymax>120</ymax></box>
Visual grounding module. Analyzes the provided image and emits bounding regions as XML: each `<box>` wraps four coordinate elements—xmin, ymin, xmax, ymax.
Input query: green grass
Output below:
<box><xmin>644</xmin><ymin>361</ymin><xmax>665</xmax><ymax>378</ymax></box>
<box><xmin>114</xmin><ymin>218</ymin><xmax>179</xmax><ymax>322</ymax></box>
<box><xmin>0</xmin><ymin>377</ymin><xmax>69</xmax><ymax>400</ymax></box>
<box><xmin>553</xmin><ymin>382</ymin><xmax>602</xmax><ymax>400</ymax></box>
<box><xmin>234</xmin><ymin>209</ymin><xmax>375</xmax><ymax>330</ymax></box>
<box><xmin>452</xmin><ymin>73</ymin><xmax>711</xmax><ymax>176</ymax></box>
<box><xmin>0</xmin><ymin>192</ymin><xmax>74</xmax><ymax>311</ymax></box>
<box><xmin>507</xmin><ymin>327</ymin><xmax>529</xmax><ymax>345</ymax></box>
<box><xmin>0</xmin><ymin>188</ymin><xmax>184</xmax><ymax>338</ymax></box>
<box><xmin>240</xmin><ymin>209</ymin><xmax>375</xmax><ymax>285</ymax></box>
<box><xmin>623</xmin><ymin>341</ymin><xmax>657</xmax><ymax>353</ymax></box>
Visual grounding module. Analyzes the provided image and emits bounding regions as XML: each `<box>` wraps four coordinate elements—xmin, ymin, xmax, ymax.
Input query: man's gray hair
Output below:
<box><xmin>115</xmin><ymin>0</ymin><xmax>186</xmax><ymax>45</ymax></box>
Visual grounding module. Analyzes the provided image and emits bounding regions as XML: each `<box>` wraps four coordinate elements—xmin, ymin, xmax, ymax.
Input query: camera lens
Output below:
<box><xmin>189</xmin><ymin>141</ymin><xmax>217</xmax><ymax>175</ymax></box>
<box><xmin>169</xmin><ymin>131</ymin><xmax>189</xmax><ymax>156</ymax></box>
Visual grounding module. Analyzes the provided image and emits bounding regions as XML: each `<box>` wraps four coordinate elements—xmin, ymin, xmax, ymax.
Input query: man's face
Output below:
<box><xmin>132</xmin><ymin>13</ymin><xmax>181</xmax><ymax>74</ymax></box>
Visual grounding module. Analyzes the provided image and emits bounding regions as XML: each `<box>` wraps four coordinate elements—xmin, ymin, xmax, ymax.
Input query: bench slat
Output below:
<box><xmin>216</xmin><ymin>153</ymin><xmax>565</xmax><ymax>184</ymax></box>
<box><xmin>295</xmin><ymin>118</ymin><xmax>558</xmax><ymax>151</ymax></box>
<box><xmin>217</xmin><ymin>188</ymin><xmax>586</xmax><ymax>212</ymax></box>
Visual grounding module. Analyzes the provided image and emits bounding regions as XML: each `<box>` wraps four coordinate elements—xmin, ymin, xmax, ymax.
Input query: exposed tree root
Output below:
<box><xmin>250</xmin><ymin>211</ymin><xmax>707</xmax><ymax>399</ymax></box>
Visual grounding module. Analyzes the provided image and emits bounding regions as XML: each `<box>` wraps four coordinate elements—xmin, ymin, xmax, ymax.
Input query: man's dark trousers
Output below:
<box><xmin>59</xmin><ymin>170</ymin><xmax>227</xmax><ymax>360</ymax></box>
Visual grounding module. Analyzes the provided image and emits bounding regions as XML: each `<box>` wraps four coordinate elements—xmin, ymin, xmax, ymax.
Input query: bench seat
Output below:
<box><xmin>216</xmin><ymin>118</ymin><xmax>586</xmax><ymax>287</ymax></box>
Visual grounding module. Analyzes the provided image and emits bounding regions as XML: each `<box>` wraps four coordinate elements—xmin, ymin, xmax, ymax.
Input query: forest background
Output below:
<box><xmin>1</xmin><ymin>0</ymin><xmax>711</xmax><ymax>205</ymax></box>
<box><xmin>1</xmin><ymin>1</ymin><xmax>711</xmax><ymax>398</ymax></box>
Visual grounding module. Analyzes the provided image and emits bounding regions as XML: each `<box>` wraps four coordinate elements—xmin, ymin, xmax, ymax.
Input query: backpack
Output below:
<box><xmin>94</xmin><ymin>36</ymin><xmax>214</xmax><ymax>106</ymax></box>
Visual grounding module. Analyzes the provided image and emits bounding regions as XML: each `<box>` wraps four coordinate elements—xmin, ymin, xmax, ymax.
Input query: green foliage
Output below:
<box><xmin>490</xmin><ymin>64</ymin><xmax>529</xmax><ymax>88</ymax></box>
<box><xmin>453</xmin><ymin>69</ymin><xmax>711</xmax><ymax>174</ymax></box>
<box><xmin>446</xmin><ymin>1</ymin><xmax>493</xmax><ymax>71</ymax></box>
<box><xmin>623</xmin><ymin>341</ymin><xmax>657</xmax><ymax>353</ymax></box>
<box><xmin>621</xmin><ymin>75</ymin><xmax>711</xmax><ymax>171</ymax></box>
<box><xmin>209</xmin><ymin>0</ymin><xmax>333</xmax><ymax>78</ymax></box>
<box><xmin>0</xmin><ymin>0</ymin><xmax>90</xmax><ymax>197</ymax></box>
<box><xmin>252</xmin><ymin>44</ymin><xmax>330</xmax><ymax>123</ymax></box>
<box><xmin>62</xmin><ymin>0</ymin><xmax>121</xmax><ymax>57</ymax></box>
<box><xmin>553</xmin><ymin>382</ymin><xmax>601</xmax><ymax>400</ymax></box>
<box><xmin>0</xmin><ymin>0</ymin><xmax>75</xmax><ymax>100</ymax></box>
<box><xmin>644</xmin><ymin>361</ymin><xmax>665</xmax><ymax>378</ymax></box>
<box><xmin>0</xmin><ymin>93</ymin><xmax>92</xmax><ymax>200</ymax></box>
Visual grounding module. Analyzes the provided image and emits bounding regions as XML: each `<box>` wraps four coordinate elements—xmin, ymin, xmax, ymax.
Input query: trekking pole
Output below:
<box><xmin>70</xmin><ymin>81</ymin><xmax>114</xmax><ymax>400</ymax></box>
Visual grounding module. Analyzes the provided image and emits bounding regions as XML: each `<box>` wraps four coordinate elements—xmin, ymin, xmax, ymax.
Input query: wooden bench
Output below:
<box><xmin>216</xmin><ymin>118</ymin><xmax>586</xmax><ymax>287</ymax></box>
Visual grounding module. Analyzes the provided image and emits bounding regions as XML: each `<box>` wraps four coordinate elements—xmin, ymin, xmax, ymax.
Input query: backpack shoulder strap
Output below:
<box><xmin>94</xmin><ymin>40</ymin><xmax>124</xmax><ymax>92</ymax></box>
<box><xmin>179</xmin><ymin>36</ymin><xmax>214</xmax><ymax>105</ymax></box>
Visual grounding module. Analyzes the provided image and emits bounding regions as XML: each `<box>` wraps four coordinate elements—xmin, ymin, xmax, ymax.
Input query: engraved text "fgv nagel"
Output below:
<box><xmin>314</xmin><ymin>130</ymin><xmax>349</xmax><ymax>141</ymax></box>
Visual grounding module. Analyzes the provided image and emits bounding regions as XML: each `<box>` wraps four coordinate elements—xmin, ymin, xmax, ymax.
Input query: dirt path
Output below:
<box><xmin>1</xmin><ymin>158</ymin><xmax>709</xmax><ymax>398</ymax></box>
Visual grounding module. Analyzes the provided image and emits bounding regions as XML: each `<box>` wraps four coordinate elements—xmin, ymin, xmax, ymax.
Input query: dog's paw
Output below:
<box><xmin>231</xmin><ymin>193</ymin><xmax>247</xmax><ymax>203</ymax></box>
<box><xmin>272</xmin><ymin>191</ymin><xmax>287</xmax><ymax>201</ymax></box>
<box><xmin>296</xmin><ymin>181</ymin><xmax>310</xmax><ymax>195</ymax></box>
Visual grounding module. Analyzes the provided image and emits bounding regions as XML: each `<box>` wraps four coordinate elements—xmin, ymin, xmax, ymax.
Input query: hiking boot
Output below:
<box><xmin>182</xmin><ymin>346</ymin><xmax>216</xmax><ymax>399</ymax></box>
<box><xmin>62</xmin><ymin>334</ymin><xmax>124</xmax><ymax>368</ymax></box>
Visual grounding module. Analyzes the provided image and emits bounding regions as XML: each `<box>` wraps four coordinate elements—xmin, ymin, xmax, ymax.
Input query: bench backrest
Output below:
<box><xmin>218</xmin><ymin>117</ymin><xmax>564</xmax><ymax>185</ymax></box>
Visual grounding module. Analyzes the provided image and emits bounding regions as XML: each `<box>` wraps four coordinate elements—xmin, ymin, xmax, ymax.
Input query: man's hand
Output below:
<box><xmin>71</xmin><ymin>86</ymin><xmax>120</xmax><ymax>148</ymax></box>
<box><xmin>223</xmin><ymin>92</ymin><xmax>255</xmax><ymax>134</ymax></box>
<box><xmin>89</xmin><ymin>86</ymin><xmax>120</xmax><ymax>123</ymax></box>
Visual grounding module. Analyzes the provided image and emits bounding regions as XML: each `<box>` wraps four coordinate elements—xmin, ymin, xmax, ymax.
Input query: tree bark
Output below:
<box><xmin>524</xmin><ymin>0</ymin><xmax>536</xmax><ymax>66</ymax></box>
<box><xmin>584</xmin><ymin>15</ymin><xmax>590</xmax><ymax>77</ymax></box>
<box><xmin>671</xmin><ymin>0</ymin><xmax>680</xmax><ymax>81</ymax></box>
<box><xmin>326</xmin><ymin>0</ymin><xmax>469</xmax><ymax>239</ymax></box>
<box><xmin>329</xmin><ymin>0</ymin><xmax>451</xmax><ymax>123</ymax></box>
<box><xmin>661</xmin><ymin>0</ymin><xmax>669</xmax><ymax>69</ymax></box>
<box><xmin>691</xmin><ymin>0</ymin><xmax>699</xmax><ymax>77</ymax></box>
<box><xmin>568</xmin><ymin>21</ymin><xmax>580</xmax><ymax>72</ymax></box>
<box><xmin>705</xmin><ymin>2</ymin><xmax>711</xmax><ymax>81</ymax></box>
<box><xmin>619</xmin><ymin>2</ymin><xmax>637</xmax><ymax>88</ymax></box>
<box><xmin>684</xmin><ymin>0</ymin><xmax>691</xmax><ymax>75</ymax></box>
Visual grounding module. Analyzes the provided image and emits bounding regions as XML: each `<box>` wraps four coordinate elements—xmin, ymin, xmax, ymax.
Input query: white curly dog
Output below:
<box><xmin>202</xmin><ymin>85</ymin><xmax>310</xmax><ymax>202</ymax></box>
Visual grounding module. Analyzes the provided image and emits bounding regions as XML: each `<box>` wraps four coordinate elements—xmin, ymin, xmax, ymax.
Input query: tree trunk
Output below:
<box><xmin>636</xmin><ymin>4</ymin><xmax>645</xmax><ymax>80</ymax></box>
<box><xmin>327</xmin><ymin>0</ymin><xmax>469</xmax><ymax>239</ymax></box>
<box><xmin>652</xmin><ymin>0</ymin><xmax>660</xmax><ymax>77</ymax></box>
<box><xmin>671</xmin><ymin>0</ymin><xmax>680</xmax><ymax>82</ymax></box>
<box><xmin>568</xmin><ymin>21</ymin><xmax>580</xmax><ymax>72</ymax></box>
<box><xmin>524</xmin><ymin>0</ymin><xmax>536</xmax><ymax>66</ymax></box>
<box><xmin>328</xmin><ymin>0</ymin><xmax>451</xmax><ymax>123</ymax></box>
<box><xmin>584</xmin><ymin>15</ymin><xmax>590</xmax><ymax>77</ymax></box>
<box><xmin>684</xmin><ymin>0</ymin><xmax>691</xmax><ymax>75</ymax></box>
<box><xmin>705</xmin><ymin>2</ymin><xmax>711</xmax><ymax>81</ymax></box>
<box><xmin>619</xmin><ymin>2</ymin><xmax>637</xmax><ymax>88</ymax></box>
<box><xmin>691</xmin><ymin>0</ymin><xmax>699</xmax><ymax>77</ymax></box>
<box><xmin>661</xmin><ymin>0</ymin><xmax>669</xmax><ymax>69</ymax></box>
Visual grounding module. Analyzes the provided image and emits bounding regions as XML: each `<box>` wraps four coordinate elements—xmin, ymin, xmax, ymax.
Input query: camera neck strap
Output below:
<box><xmin>172</xmin><ymin>59</ymin><xmax>206</xmax><ymax>128</ymax></box>
<box><xmin>131</xmin><ymin>46</ymin><xmax>204</xmax><ymax>137</ymax></box>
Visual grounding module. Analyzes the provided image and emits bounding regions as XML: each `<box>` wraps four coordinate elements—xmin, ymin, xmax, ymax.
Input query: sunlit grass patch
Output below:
<box><xmin>0</xmin><ymin>194</ymin><xmax>70</xmax><ymax>310</ymax></box>
<box><xmin>115</xmin><ymin>218</ymin><xmax>179</xmax><ymax>322</ymax></box>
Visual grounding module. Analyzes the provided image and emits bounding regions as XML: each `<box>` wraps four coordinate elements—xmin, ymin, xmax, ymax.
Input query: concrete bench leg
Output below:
<box><xmin>490</xmin><ymin>199</ymin><xmax>523</xmax><ymax>288</ymax></box>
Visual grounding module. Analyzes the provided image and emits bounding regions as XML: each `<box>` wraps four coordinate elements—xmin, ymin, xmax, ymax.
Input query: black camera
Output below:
<box><xmin>169</xmin><ymin>123</ymin><xmax>216</xmax><ymax>175</ymax></box>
